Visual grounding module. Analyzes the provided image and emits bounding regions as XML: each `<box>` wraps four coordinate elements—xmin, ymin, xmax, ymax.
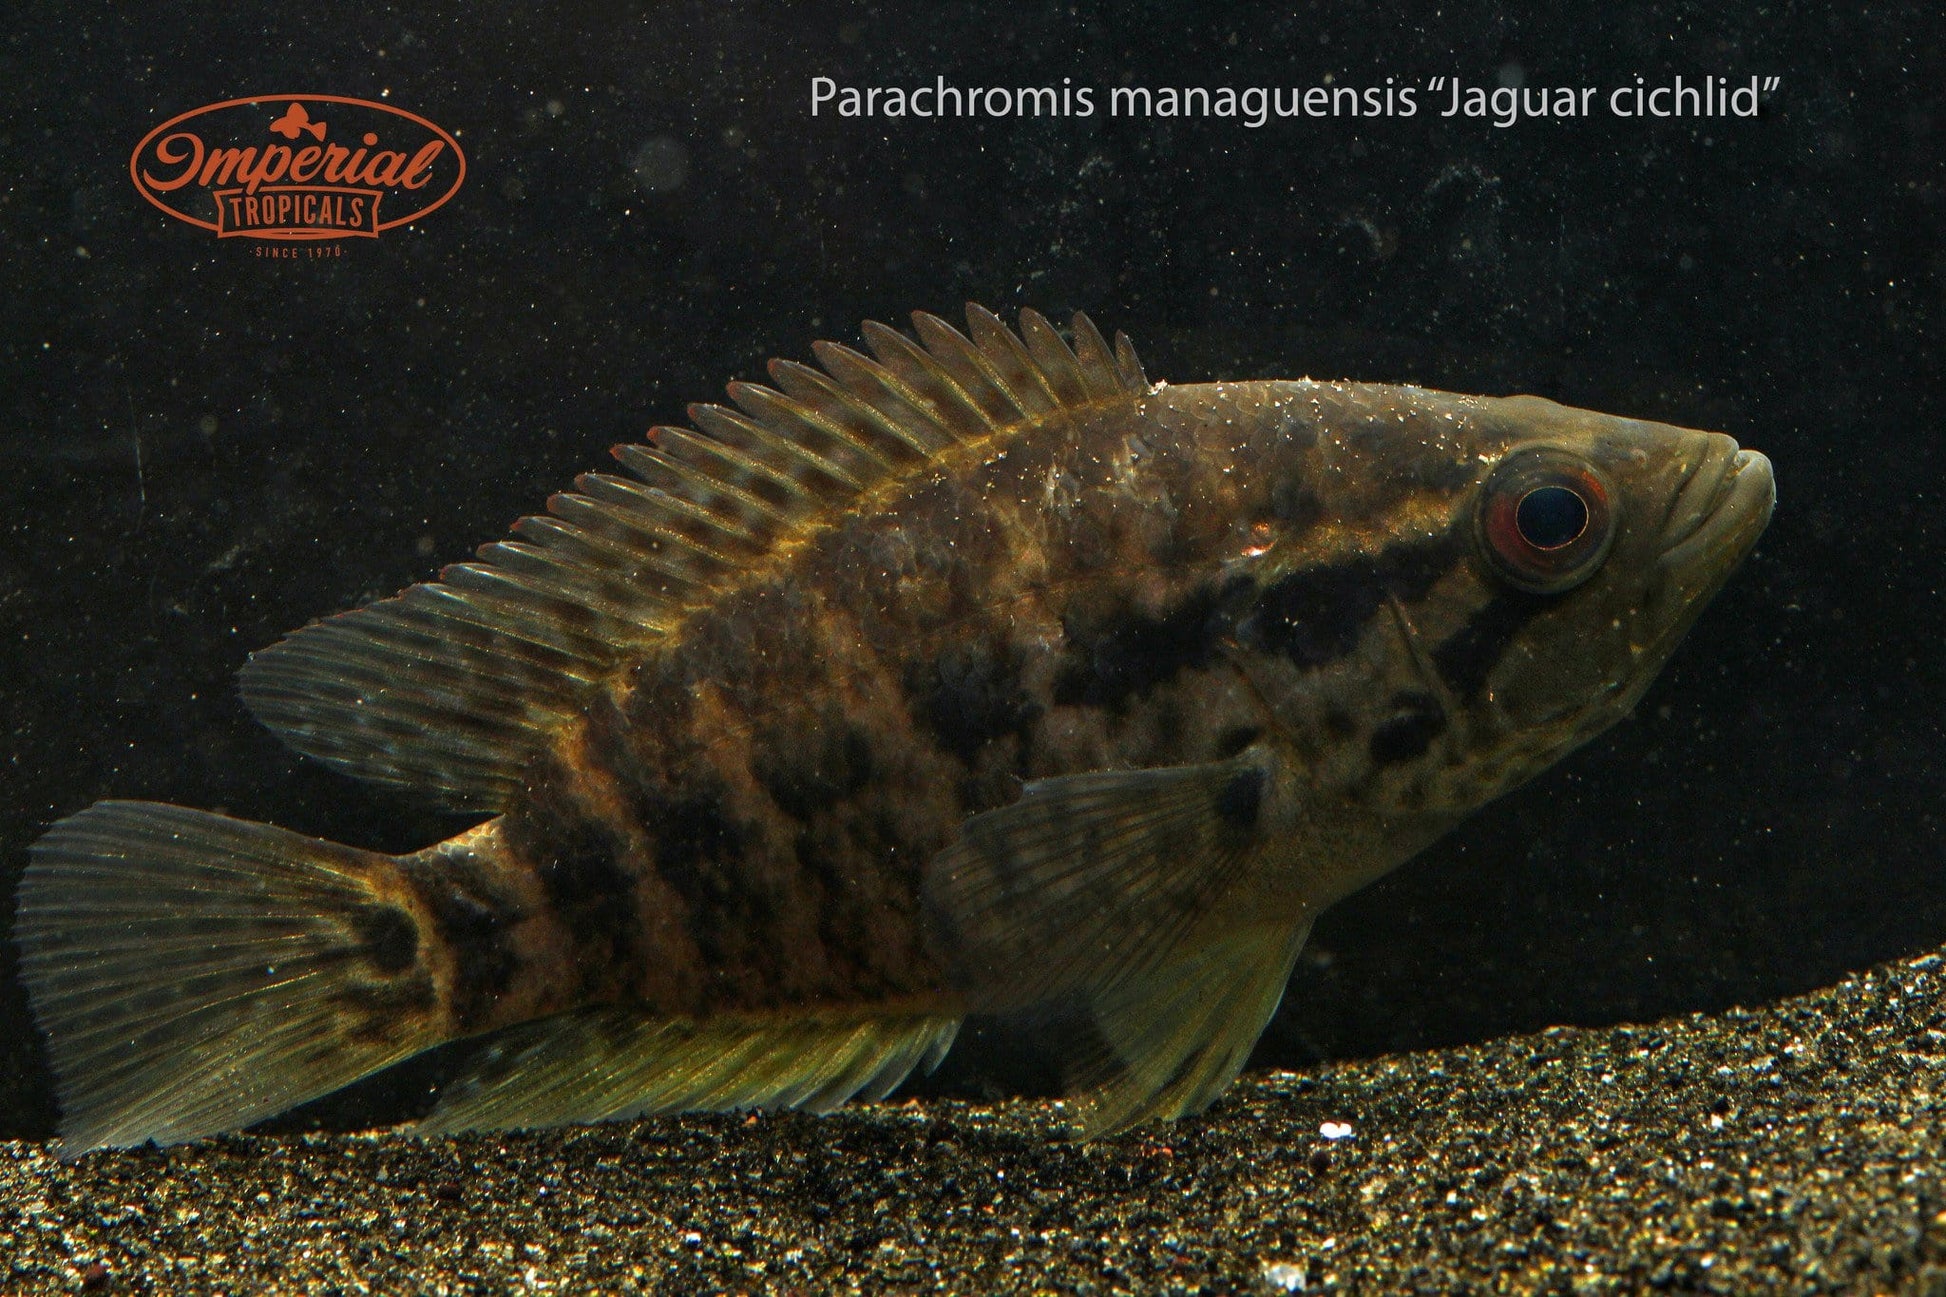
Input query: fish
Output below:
<box><xmin>12</xmin><ymin>305</ymin><xmax>1774</xmax><ymax>1153</ymax></box>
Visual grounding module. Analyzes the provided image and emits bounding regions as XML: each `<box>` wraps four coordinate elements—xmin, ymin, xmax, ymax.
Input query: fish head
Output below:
<box><xmin>1388</xmin><ymin>393</ymin><xmax>1774</xmax><ymax>808</ymax></box>
<box><xmin>1224</xmin><ymin>385</ymin><xmax>1772</xmax><ymax>821</ymax></box>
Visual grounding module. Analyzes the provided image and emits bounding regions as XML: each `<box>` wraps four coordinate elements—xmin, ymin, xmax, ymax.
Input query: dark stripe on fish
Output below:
<box><xmin>535</xmin><ymin>821</ymin><xmax>647</xmax><ymax>971</ymax></box>
<box><xmin>1052</xmin><ymin>575</ymin><xmax>1253</xmax><ymax>710</ymax></box>
<box><xmin>1240</xmin><ymin>535</ymin><xmax>1462</xmax><ymax>669</ymax></box>
<box><xmin>403</xmin><ymin>850</ymin><xmax>525</xmax><ymax>1033</ymax></box>
<box><xmin>632</xmin><ymin>780</ymin><xmax>752</xmax><ymax>972</ymax></box>
<box><xmin>908</xmin><ymin>643</ymin><xmax>1042</xmax><ymax>764</ymax></box>
<box><xmin>1431</xmin><ymin>589</ymin><xmax>1551</xmax><ymax>699</ymax></box>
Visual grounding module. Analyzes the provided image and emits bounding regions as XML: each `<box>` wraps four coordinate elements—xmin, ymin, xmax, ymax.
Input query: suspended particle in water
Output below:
<box><xmin>631</xmin><ymin>137</ymin><xmax>690</xmax><ymax>194</ymax></box>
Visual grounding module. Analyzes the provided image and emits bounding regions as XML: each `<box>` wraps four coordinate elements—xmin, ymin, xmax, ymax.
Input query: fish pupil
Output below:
<box><xmin>1515</xmin><ymin>485</ymin><xmax>1588</xmax><ymax>550</ymax></box>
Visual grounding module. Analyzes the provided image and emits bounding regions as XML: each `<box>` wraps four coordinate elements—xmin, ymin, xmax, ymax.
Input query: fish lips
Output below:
<box><xmin>1620</xmin><ymin>438</ymin><xmax>1775</xmax><ymax>701</ymax></box>
<box><xmin>1658</xmin><ymin>437</ymin><xmax>1776</xmax><ymax>576</ymax></box>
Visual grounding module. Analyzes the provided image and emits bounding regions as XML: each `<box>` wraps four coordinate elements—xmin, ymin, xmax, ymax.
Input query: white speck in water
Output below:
<box><xmin>1319</xmin><ymin>1121</ymin><xmax>1354</xmax><ymax>1140</ymax></box>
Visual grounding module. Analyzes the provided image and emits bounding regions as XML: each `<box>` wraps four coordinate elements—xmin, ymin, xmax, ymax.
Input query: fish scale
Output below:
<box><xmin>13</xmin><ymin>306</ymin><xmax>1772</xmax><ymax>1151</ymax></box>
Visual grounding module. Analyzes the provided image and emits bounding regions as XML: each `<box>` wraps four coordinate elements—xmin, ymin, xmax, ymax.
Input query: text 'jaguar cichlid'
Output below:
<box><xmin>15</xmin><ymin>306</ymin><xmax>1774</xmax><ymax>1152</ymax></box>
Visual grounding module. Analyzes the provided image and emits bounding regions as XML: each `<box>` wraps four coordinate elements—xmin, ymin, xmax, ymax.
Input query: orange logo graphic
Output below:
<box><xmin>130</xmin><ymin>95</ymin><xmax>466</xmax><ymax>241</ymax></box>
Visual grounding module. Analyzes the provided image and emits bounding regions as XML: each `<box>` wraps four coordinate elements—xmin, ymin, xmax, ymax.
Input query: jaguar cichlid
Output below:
<box><xmin>14</xmin><ymin>305</ymin><xmax>1773</xmax><ymax>1152</ymax></box>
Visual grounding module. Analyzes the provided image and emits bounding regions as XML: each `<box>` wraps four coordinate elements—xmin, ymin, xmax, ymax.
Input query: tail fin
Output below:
<box><xmin>14</xmin><ymin>802</ymin><xmax>446</xmax><ymax>1153</ymax></box>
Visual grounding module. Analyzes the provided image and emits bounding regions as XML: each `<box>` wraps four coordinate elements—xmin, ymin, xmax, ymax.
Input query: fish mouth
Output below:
<box><xmin>1621</xmin><ymin>438</ymin><xmax>1774</xmax><ymax>700</ymax></box>
<box><xmin>1658</xmin><ymin>439</ymin><xmax>1775</xmax><ymax>577</ymax></box>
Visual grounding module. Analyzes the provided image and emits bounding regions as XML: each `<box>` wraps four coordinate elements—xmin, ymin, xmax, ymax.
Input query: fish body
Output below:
<box><xmin>14</xmin><ymin>307</ymin><xmax>1774</xmax><ymax>1150</ymax></box>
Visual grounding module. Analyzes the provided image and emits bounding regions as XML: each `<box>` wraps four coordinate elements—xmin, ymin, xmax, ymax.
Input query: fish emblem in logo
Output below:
<box><xmin>130</xmin><ymin>94</ymin><xmax>466</xmax><ymax>241</ymax></box>
<box><xmin>267</xmin><ymin>102</ymin><xmax>327</xmax><ymax>142</ymax></box>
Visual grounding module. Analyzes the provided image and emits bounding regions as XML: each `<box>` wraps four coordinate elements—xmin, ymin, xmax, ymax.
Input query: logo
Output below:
<box><xmin>130</xmin><ymin>95</ymin><xmax>465</xmax><ymax>242</ymax></box>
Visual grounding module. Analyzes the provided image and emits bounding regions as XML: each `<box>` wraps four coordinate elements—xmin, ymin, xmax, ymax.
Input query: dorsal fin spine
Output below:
<box><xmin>965</xmin><ymin>304</ymin><xmax>1061</xmax><ymax>415</ymax></box>
<box><xmin>690</xmin><ymin>402</ymin><xmax>866</xmax><ymax>495</ymax></box>
<box><xmin>599</xmin><ymin>442</ymin><xmax>797</xmax><ymax>533</ymax></box>
<box><xmin>642</xmin><ymin>428</ymin><xmax>817</xmax><ymax>521</ymax></box>
<box><xmin>859</xmin><ymin>320</ymin><xmax>995</xmax><ymax>436</ymax></box>
<box><xmin>575</xmin><ymin>468</ymin><xmax>773</xmax><ymax>560</ymax></box>
<box><xmin>400</xmin><ymin>586</ymin><xmax>611</xmax><ymax>661</ymax></box>
<box><xmin>761</xmin><ymin>356</ymin><xmax>936</xmax><ymax>466</ymax></box>
<box><xmin>909</xmin><ymin>312</ymin><xmax>1027</xmax><ymax>424</ymax></box>
<box><xmin>1066</xmin><ymin>313</ymin><xmax>1124</xmax><ymax>402</ymax></box>
<box><xmin>510</xmin><ymin>512</ymin><xmax>719</xmax><ymax>601</ymax></box>
<box><xmin>239</xmin><ymin>306</ymin><xmax>1152</xmax><ymax>808</ymax></box>
<box><xmin>1017</xmin><ymin>309</ymin><xmax>1090</xmax><ymax>405</ymax></box>
<box><xmin>725</xmin><ymin>382</ymin><xmax>898</xmax><ymax>483</ymax></box>
<box><xmin>1114</xmin><ymin>332</ymin><xmax>1149</xmax><ymax>389</ymax></box>
<box><xmin>789</xmin><ymin>348</ymin><xmax>950</xmax><ymax>458</ymax></box>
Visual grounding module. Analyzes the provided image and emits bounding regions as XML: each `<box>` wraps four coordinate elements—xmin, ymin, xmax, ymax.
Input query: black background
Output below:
<box><xmin>1</xmin><ymin>1</ymin><xmax>1939</xmax><ymax>1136</ymax></box>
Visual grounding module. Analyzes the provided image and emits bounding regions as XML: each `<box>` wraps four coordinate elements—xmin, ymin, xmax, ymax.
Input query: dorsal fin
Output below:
<box><xmin>240</xmin><ymin>306</ymin><xmax>1152</xmax><ymax>810</ymax></box>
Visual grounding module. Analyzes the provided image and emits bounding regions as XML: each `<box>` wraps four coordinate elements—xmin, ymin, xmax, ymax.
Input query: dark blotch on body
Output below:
<box><xmin>350</xmin><ymin>905</ymin><xmax>419</xmax><ymax>975</ymax></box>
<box><xmin>1215</xmin><ymin>725</ymin><xmax>1263</xmax><ymax>758</ymax></box>
<box><xmin>335</xmin><ymin>974</ymin><xmax>439</xmax><ymax>1043</ymax></box>
<box><xmin>1054</xmin><ymin>575</ymin><xmax>1252</xmax><ymax>709</ymax></box>
<box><xmin>910</xmin><ymin>642</ymin><xmax>1041</xmax><ymax>763</ymax></box>
<box><xmin>1269</xmin><ymin>481</ymin><xmax>1324</xmax><ymax>531</ymax></box>
<box><xmin>1215</xmin><ymin>766</ymin><xmax>1265</xmax><ymax>833</ymax></box>
<box><xmin>641</xmin><ymin>786</ymin><xmax>746</xmax><ymax>876</ymax></box>
<box><xmin>1432</xmin><ymin>589</ymin><xmax>1552</xmax><ymax>698</ymax></box>
<box><xmin>1241</xmin><ymin>536</ymin><xmax>1461</xmax><ymax>669</ymax></box>
<box><xmin>536</xmin><ymin>821</ymin><xmax>645</xmax><ymax>972</ymax></box>
<box><xmin>632</xmin><ymin>780</ymin><xmax>756</xmax><ymax>972</ymax></box>
<box><xmin>1369</xmin><ymin>690</ymin><xmax>1448</xmax><ymax>764</ymax></box>
<box><xmin>405</xmin><ymin>851</ymin><xmax>524</xmax><ymax>1031</ymax></box>
<box><xmin>756</xmin><ymin>722</ymin><xmax>878</xmax><ymax>819</ymax></box>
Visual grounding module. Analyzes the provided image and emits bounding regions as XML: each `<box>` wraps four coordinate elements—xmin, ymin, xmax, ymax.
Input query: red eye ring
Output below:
<box><xmin>1476</xmin><ymin>448</ymin><xmax>1616</xmax><ymax>594</ymax></box>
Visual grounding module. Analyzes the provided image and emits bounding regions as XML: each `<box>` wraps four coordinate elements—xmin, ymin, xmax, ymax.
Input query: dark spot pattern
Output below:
<box><xmin>1215</xmin><ymin>766</ymin><xmax>1266</xmax><ymax>833</ymax></box>
<box><xmin>350</xmin><ymin>905</ymin><xmax>419</xmax><ymax>975</ymax></box>
<box><xmin>1409</xmin><ymin>454</ymin><xmax>1477</xmax><ymax>492</ymax></box>
<box><xmin>1054</xmin><ymin>575</ymin><xmax>1253</xmax><ymax>709</ymax></box>
<box><xmin>1269</xmin><ymin>481</ymin><xmax>1324</xmax><ymax>530</ymax></box>
<box><xmin>910</xmin><ymin>643</ymin><xmax>1041</xmax><ymax>763</ymax></box>
<box><xmin>405</xmin><ymin>851</ymin><xmax>524</xmax><ymax>1032</ymax></box>
<box><xmin>1431</xmin><ymin>589</ymin><xmax>1552</xmax><ymax>699</ymax></box>
<box><xmin>336</xmin><ymin>974</ymin><xmax>439</xmax><ymax>1043</ymax></box>
<box><xmin>534</xmin><ymin>820</ymin><xmax>644</xmax><ymax>973</ymax></box>
<box><xmin>1369</xmin><ymin>691</ymin><xmax>1449</xmax><ymax>765</ymax></box>
<box><xmin>1214</xmin><ymin>725</ymin><xmax>1263</xmax><ymax>758</ymax></box>
<box><xmin>755</xmin><ymin>722</ymin><xmax>878</xmax><ymax>819</ymax></box>
<box><xmin>630</xmin><ymin>781</ymin><xmax>755</xmax><ymax>971</ymax></box>
<box><xmin>640</xmin><ymin>786</ymin><xmax>747</xmax><ymax>877</ymax></box>
<box><xmin>1240</xmin><ymin>536</ymin><xmax>1462</xmax><ymax>669</ymax></box>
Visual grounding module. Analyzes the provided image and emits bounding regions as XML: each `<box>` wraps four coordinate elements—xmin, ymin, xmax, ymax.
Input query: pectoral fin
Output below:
<box><xmin>921</xmin><ymin>748</ymin><xmax>1290</xmax><ymax>1012</ymax></box>
<box><xmin>921</xmin><ymin>747</ymin><xmax>1313</xmax><ymax>1137</ymax></box>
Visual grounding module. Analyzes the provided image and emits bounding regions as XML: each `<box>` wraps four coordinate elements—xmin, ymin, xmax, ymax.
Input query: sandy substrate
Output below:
<box><xmin>5</xmin><ymin>951</ymin><xmax>1946</xmax><ymax>1295</ymax></box>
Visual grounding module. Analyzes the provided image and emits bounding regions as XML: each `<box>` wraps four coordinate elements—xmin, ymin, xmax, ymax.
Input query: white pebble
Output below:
<box><xmin>1261</xmin><ymin>1260</ymin><xmax>1307</xmax><ymax>1291</ymax></box>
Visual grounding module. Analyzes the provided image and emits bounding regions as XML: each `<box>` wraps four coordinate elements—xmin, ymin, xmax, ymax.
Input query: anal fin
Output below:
<box><xmin>415</xmin><ymin>1006</ymin><xmax>960</xmax><ymax>1134</ymax></box>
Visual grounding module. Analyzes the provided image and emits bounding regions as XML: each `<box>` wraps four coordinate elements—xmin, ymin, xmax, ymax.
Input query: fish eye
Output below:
<box><xmin>1477</xmin><ymin>449</ymin><xmax>1615</xmax><ymax>594</ymax></box>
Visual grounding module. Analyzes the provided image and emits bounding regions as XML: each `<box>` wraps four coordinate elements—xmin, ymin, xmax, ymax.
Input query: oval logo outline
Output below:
<box><xmin>129</xmin><ymin>94</ymin><xmax>466</xmax><ymax>240</ymax></box>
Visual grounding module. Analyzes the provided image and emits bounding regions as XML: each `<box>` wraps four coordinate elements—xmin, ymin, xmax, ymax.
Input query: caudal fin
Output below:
<box><xmin>14</xmin><ymin>802</ymin><xmax>445</xmax><ymax>1153</ymax></box>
